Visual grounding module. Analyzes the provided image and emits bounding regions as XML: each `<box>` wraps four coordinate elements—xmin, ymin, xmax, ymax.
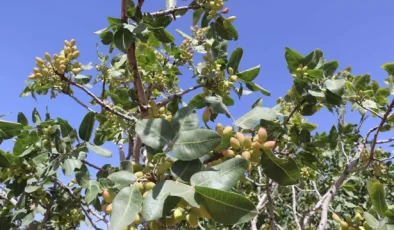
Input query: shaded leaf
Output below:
<box><xmin>191</xmin><ymin>157</ymin><xmax>248</xmax><ymax>190</ymax></box>
<box><xmin>228</xmin><ymin>48</ymin><xmax>243</xmax><ymax>73</ymax></box>
<box><xmin>108</xmin><ymin>171</ymin><xmax>137</xmax><ymax>187</ymax></box>
<box><xmin>114</xmin><ymin>26</ymin><xmax>134</xmax><ymax>53</ymax></box>
<box><xmin>235</xmin><ymin>106</ymin><xmax>277</xmax><ymax>129</ymax></box>
<box><xmin>136</xmin><ymin>118</ymin><xmax>174</xmax><ymax>150</ymax></box>
<box><xmin>85</xmin><ymin>180</ymin><xmax>100</xmax><ymax>204</ymax></box>
<box><xmin>78</xmin><ymin>112</ymin><xmax>95</xmax><ymax>142</ymax></box>
<box><xmin>367</xmin><ymin>179</ymin><xmax>388</xmax><ymax>217</ymax></box>
<box><xmin>171</xmin><ymin>107</ymin><xmax>199</xmax><ymax>133</ymax></box>
<box><xmin>17</xmin><ymin>113</ymin><xmax>28</xmax><ymax>126</ymax></box>
<box><xmin>237</xmin><ymin>65</ymin><xmax>260</xmax><ymax>82</ymax></box>
<box><xmin>261</xmin><ymin>150</ymin><xmax>300</xmax><ymax>185</ymax></box>
<box><xmin>87</xmin><ymin>143</ymin><xmax>112</xmax><ymax>158</ymax></box>
<box><xmin>195</xmin><ymin>186</ymin><xmax>257</xmax><ymax>225</ymax></box>
<box><xmin>172</xmin><ymin>129</ymin><xmax>222</xmax><ymax>161</ymax></box>
<box><xmin>171</xmin><ymin>159</ymin><xmax>202</xmax><ymax>183</ymax></box>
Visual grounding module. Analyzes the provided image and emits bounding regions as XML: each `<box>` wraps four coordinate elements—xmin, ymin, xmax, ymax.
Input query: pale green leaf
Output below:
<box><xmin>136</xmin><ymin>118</ymin><xmax>174</xmax><ymax>150</ymax></box>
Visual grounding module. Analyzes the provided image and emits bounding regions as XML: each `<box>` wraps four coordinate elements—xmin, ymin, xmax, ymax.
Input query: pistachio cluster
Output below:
<box><xmin>203</xmin><ymin>0</ymin><xmax>224</xmax><ymax>19</ymax></box>
<box><xmin>148</xmin><ymin>101</ymin><xmax>172</xmax><ymax>121</ymax></box>
<box><xmin>52</xmin><ymin>208</ymin><xmax>84</xmax><ymax>228</ymax></box>
<box><xmin>332</xmin><ymin>211</ymin><xmax>367</xmax><ymax>230</ymax></box>
<box><xmin>300</xmin><ymin>166</ymin><xmax>316</xmax><ymax>181</ymax></box>
<box><xmin>291</xmin><ymin>63</ymin><xmax>309</xmax><ymax>78</ymax></box>
<box><xmin>5</xmin><ymin>164</ymin><xmax>34</xmax><ymax>183</ymax></box>
<box><xmin>178</xmin><ymin>39</ymin><xmax>194</xmax><ymax>65</ymax></box>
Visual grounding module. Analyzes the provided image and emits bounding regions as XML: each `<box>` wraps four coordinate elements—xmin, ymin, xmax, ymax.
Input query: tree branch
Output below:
<box><xmin>118</xmin><ymin>143</ymin><xmax>125</xmax><ymax>162</ymax></box>
<box><xmin>81</xmin><ymin>160</ymin><xmax>105</xmax><ymax>172</ymax></box>
<box><xmin>266</xmin><ymin>178</ymin><xmax>276</xmax><ymax>230</ymax></box>
<box><xmin>66</xmin><ymin>93</ymin><xmax>95</xmax><ymax>112</ymax></box>
<box><xmin>292</xmin><ymin>186</ymin><xmax>302</xmax><ymax>230</ymax></box>
<box><xmin>149</xmin><ymin>4</ymin><xmax>201</xmax><ymax>17</ymax></box>
<box><xmin>58</xmin><ymin>74</ymin><xmax>137</xmax><ymax>122</ymax></box>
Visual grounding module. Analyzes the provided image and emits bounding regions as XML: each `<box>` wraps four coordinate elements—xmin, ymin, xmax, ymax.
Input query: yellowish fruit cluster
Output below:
<box><xmin>147</xmin><ymin>100</ymin><xmax>172</xmax><ymax>121</ymax></box>
<box><xmin>332</xmin><ymin>212</ymin><xmax>366</xmax><ymax>230</ymax></box>
<box><xmin>220</xmin><ymin>127</ymin><xmax>275</xmax><ymax>165</ymax></box>
<box><xmin>165</xmin><ymin>200</ymin><xmax>212</xmax><ymax>227</ymax></box>
<box><xmin>178</xmin><ymin>39</ymin><xmax>194</xmax><ymax>65</ymax></box>
<box><xmin>28</xmin><ymin>39</ymin><xmax>81</xmax><ymax>81</ymax></box>
<box><xmin>291</xmin><ymin>63</ymin><xmax>308</xmax><ymax>78</ymax></box>
<box><xmin>204</xmin><ymin>0</ymin><xmax>224</xmax><ymax>19</ymax></box>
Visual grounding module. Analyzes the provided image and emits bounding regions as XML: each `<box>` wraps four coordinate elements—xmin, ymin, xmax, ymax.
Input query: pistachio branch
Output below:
<box><xmin>157</xmin><ymin>84</ymin><xmax>205</xmax><ymax>107</ymax></box>
<box><xmin>58</xmin><ymin>74</ymin><xmax>137</xmax><ymax>122</ymax></box>
<box><xmin>292</xmin><ymin>186</ymin><xmax>301</xmax><ymax>230</ymax></box>
<box><xmin>81</xmin><ymin>160</ymin><xmax>105</xmax><ymax>172</ymax></box>
<box><xmin>149</xmin><ymin>4</ymin><xmax>201</xmax><ymax>17</ymax></box>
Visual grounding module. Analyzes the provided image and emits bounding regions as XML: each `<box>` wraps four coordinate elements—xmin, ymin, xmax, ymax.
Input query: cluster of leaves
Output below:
<box><xmin>1</xmin><ymin>0</ymin><xmax>394</xmax><ymax>230</ymax></box>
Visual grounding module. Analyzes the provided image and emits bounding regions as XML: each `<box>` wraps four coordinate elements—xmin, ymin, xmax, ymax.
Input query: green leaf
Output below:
<box><xmin>32</xmin><ymin>108</ymin><xmax>42</xmax><ymax>125</ymax></box>
<box><xmin>76</xmin><ymin>171</ymin><xmax>90</xmax><ymax>188</ymax></box>
<box><xmin>364</xmin><ymin>212</ymin><xmax>384</xmax><ymax>229</ymax></box>
<box><xmin>142</xmin><ymin>190</ymin><xmax>174</xmax><ymax>221</ymax></box>
<box><xmin>85</xmin><ymin>180</ymin><xmax>100</xmax><ymax>204</ymax></box>
<box><xmin>62</xmin><ymin>159</ymin><xmax>81</xmax><ymax>176</ymax></box>
<box><xmin>17</xmin><ymin>113</ymin><xmax>28</xmax><ymax>126</ymax></box>
<box><xmin>136</xmin><ymin>118</ymin><xmax>175</xmax><ymax>150</ymax></box>
<box><xmin>385</xmin><ymin>75</ymin><xmax>394</xmax><ymax>95</ymax></box>
<box><xmin>285</xmin><ymin>47</ymin><xmax>304</xmax><ymax>72</ymax></box>
<box><xmin>261</xmin><ymin>150</ymin><xmax>300</xmax><ymax>185</ymax></box>
<box><xmin>195</xmin><ymin>186</ymin><xmax>258</xmax><ymax>225</ymax></box>
<box><xmin>235</xmin><ymin>106</ymin><xmax>277</xmax><ymax>129</ymax></box>
<box><xmin>25</xmin><ymin>185</ymin><xmax>40</xmax><ymax>193</ymax></box>
<box><xmin>193</xmin><ymin>9</ymin><xmax>204</xmax><ymax>25</ymax></box>
<box><xmin>303</xmin><ymin>49</ymin><xmax>323</xmax><ymax>69</ymax></box>
<box><xmin>107</xmin><ymin>17</ymin><xmax>122</xmax><ymax>28</ymax></box>
<box><xmin>110</xmin><ymin>185</ymin><xmax>143</xmax><ymax>230</ymax></box>
<box><xmin>87</xmin><ymin>142</ymin><xmax>112</xmax><ymax>158</ymax></box>
<box><xmin>205</xmin><ymin>95</ymin><xmax>231</xmax><ymax>117</ymax></box>
<box><xmin>228</xmin><ymin>48</ymin><xmax>243</xmax><ymax>73</ymax></box>
<box><xmin>99</xmin><ymin>30</ymin><xmax>113</xmax><ymax>45</ymax></box>
<box><xmin>325</xmin><ymin>89</ymin><xmax>342</xmax><ymax>106</ymax></box>
<box><xmin>114</xmin><ymin>26</ymin><xmax>134</xmax><ymax>53</ymax></box>
<box><xmin>0</xmin><ymin>150</ymin><xmax>11</xmax><ymax>168</ymax></box>
<box><xmin>237</xmin><ymin>65</ymin><xmax>260</xmax><ymax>81</ymax></box>
<box><xmin>214</xmin><ymin>16</ymin><xmax>238</xmax><ymax>41</ymax></box>
<box><xmin>212</xmin><ymin>40</ymin><xmax>228</xmax><ymax>61</ymax></box>
<box><xmin>320</xmin><ymin>60</ymin><xmax>338</xmax><ymax>76</ymax></box>
<box><xmin>381</xmin><ymin>62</ymin><xmax>394</xmax><ymax>75</ymax></box>
<box><xmin>153</xmin><ymin>29</ymin><xmax>175</xmax><ymax>44</ymax></box>
<box><xmin>191</xmin><ymin>157</ymin><xmax>248</xmax><ymax>190</ymax></box>
<box><xmin>377</xmin><ymin>88</ymin><xmax>391</xmax><ymax>98</ymax></box>
<box><xmin>57</xmin><ymin>118</ymin><xmax>75</xmax><ymax>140</ymax></box>
<box><xmin>171</xmin><ymin>129</ymin><xmax>222</xmax><ymax>161</ymax></box>
<box><xmin>108</xmin><ymin>171</ymin><xmax>137</xmax><ymax>187</ymax></box>
<box><xmin>244</xmin><ymin>81</ymin><xmax>271</xmax><ymax>96</ymax></box>
<box><xmin>0</xmin><ymin>120</ymin><xmax>23</xmax><ymax>139</ymax></box>
<box><xmin>188</xmin><ymin>93</ymin><xmax>206</xmax><ymax>109</ymax></box>
<box><xmin>155</xmin><ymin>180</ymin><xmax>197</xmax><ymax>206</ymax></box>
<box><xmin>171</xmin><ymin>159</ymin><xmax>202</xmax><ymax>183</ymax></box>
<box><xmin>171</xmin><ymin>107</ymin><xmax>199</xmax><ymax>133</ymax></box>
<box><xmin>78</xmin><ymin>112</ymin><xmax>95</xmax><ymax>142</ymax></box>
<box><xmin>325</xmin><ymin>79</ymin><xmax>346</xmax><ymax>95</ymax></box>
<box><xmin>75</xmin><ymin>75</ymin><xmax>92</xmax><ymax>85</ymax></box>
<box><xmin>367</xmin><ymin>179</ymin><xmax>388</xmax><ymax>217</ymax></box>
<box><xmin>143</xmin><ymin>15</ymin><xmax>172</xmax><ymax>29</ymax></box>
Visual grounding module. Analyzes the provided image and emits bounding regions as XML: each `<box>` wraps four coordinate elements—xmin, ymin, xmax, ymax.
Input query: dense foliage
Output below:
<box><xmin>1</xmin><ymin>0</ymin><xmax>394</xmax><ymax>229</ymax></box>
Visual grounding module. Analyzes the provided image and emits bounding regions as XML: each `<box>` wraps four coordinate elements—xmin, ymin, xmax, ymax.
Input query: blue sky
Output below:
<box><xmin>1</xmin><ymin>0</ymin><xmax>394</xmax><ymax>228</ymax></box>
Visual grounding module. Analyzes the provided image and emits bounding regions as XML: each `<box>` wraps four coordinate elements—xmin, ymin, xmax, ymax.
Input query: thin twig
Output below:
<box><xmin>356</xmin><ymin>101</ymin><xmax>383</xmax><ymax>119</ymax></box>
<box><xmin>373</xmin><ymin>137</ymin><xmax>394</xmax><ymax>144</ymax></box>
<box><xmin>59</xmin><ymin>74</ymin><xmax>137</xmax><ymax>122</ymax></box>
<box><xmin>81</xmin><ymin>160</ymin><xmax>105</xmax><ymax>172</ymax></box>
<box><xmin>67</xmin><ymin>94</ymin><xmax>95</xmax><ymax>112</ymax></box>
<box><xmin>266</xmin><ymin>177</ymin><xmax>276</xmax><ymax>230</ymax></box>
<box><xmin>126</xmin><ymin>136</ymin><xmax>134</xmax><ymax>160</ymax></box>
<box><xmin>149</xmin><ymin>4</ymin><xmax>201</xmax><ymax>17</ymax></box>
<box><xmin>292</xmin><ymin>186</ymin><xmax>302</xmax><ymax>230</ymax></box>
<box><xmin>157</xmin><ymin>84</ymin><xmax>205</xmax><ymax>107</ymax></box>
<box><xmin>55</xmin><ymin>179</ymin><xmax>109</xmax><ymax>229</ymax></box>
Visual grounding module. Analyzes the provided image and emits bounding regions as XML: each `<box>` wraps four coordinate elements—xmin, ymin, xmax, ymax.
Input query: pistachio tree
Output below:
<box><xmin>1</xmin><ymin>0</ymin><xmax>394</xmax><ymax>230</ymax></box>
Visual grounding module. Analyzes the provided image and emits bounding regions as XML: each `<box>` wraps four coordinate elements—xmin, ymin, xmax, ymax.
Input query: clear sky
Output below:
<box><xmin>1</xmin><ymin>0</ymin><xmax>394</xmax><ymax>228</ymax></box>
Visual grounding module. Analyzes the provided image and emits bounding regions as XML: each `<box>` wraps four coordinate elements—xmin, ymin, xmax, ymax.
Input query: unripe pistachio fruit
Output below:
<box><xmin>223</xmin><ymin>126</ymin><xmax>233</xmax><ymax>136</ymax></box>
<box><xmin>257</xmin><ymin>127</ymin><xmax>268</xmax><ymax>143</ymax></box>
<box><xmin>230</xmin><ymin>137</ymin><xmax>241</xmax><ymax>149</ymax></box>
<box><xmin>202</xmin><ymin>107</ymin><xmax>211</xmax><ymax>123</ymax></box>
<box><xmin>102</xmin><ymin>189</ymin><xmax>115</xmax><ymax>203</ymax></box>
<box><xmin>243</xmin><ymin>136</ymin><xmax>252</xmax><ymax>149</ymax></box>
<box><xmin>262</xmin><ymin>141</ymin><xmax>276</xmax><ymax>150</ymax></box>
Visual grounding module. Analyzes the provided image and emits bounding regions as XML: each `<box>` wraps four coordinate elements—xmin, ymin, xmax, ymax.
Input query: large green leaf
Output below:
<box><xmin>62</xmin><ymin>159</ymin><xmax>81</xmax><ymax>176</ymax></box>
<box><xmin>191</xmin><ymin>157</ymin><xmax>248</xmax><ymax>190</ymax></box>
<box><xmin>57</xmin><ymin>118</ymin><xmax>75</xmax><ymax>140</ymax></box>
<box><xmin>171</xmin><ymin>107</ymin><xmax>199</xmax><ymax>133</ymax></box>
<box><xmin>110</xmin><ymin>185</ymin><xmax>143</xmax><ymax>230</ymax></box>
<box><xmin>237</xmin><ymin>65</ymin><xmax>260</xmax><ymax>82</ymax></box>
<box><xmin>171</xmin><ymin>129</ymin><xmax>222</xmax><ymax>161</ymax></box>
<box><xmin>228</xmin><ymin>48</ymin><xmax>243</xmax><ymax>73</ymax></box>
<box><xmin>367</xmin><ymin>179</ymin><xmax>388</xmax><ymax>217</ymax></box>
<box><xmin>108</xmin><ymin>171</ymin><xmax>137</xmax><ymax>188</ymax></box>
<box><xmin>86</xmin><ymin>143</ymin><xmax>112</xmax><ymax>158</ymax></box>
<box><xmin>325</xmin><ymin>89</ymin><xmax>342</xmax><ymax>106</ymax></box>
<box><xmin>381</xmin><ymin>62</ymin><xmax>394</xmax><ymax>76</ymax></box>
<box><xmin>0</xmin><ymin>120</ymin><xmax>23</xmax><ymax>139</ymax></box>
<box><xmin>235</xmin><ymin>106</ymin><xmax>277</xmax><ymax>129</ymax></box>
<box><xmin>214</xmin><ymin>16</ymin><xmax>238</xmax><ymax>41</ymax></box>
<box><xmin>171</xmin><ymin>159</ymin><xmax>202</xmax><ymax>183</ymax></box>
<box><xmin>320</xmin><ymin>60</ymin><xmax>339</xmax><ymax>76</ymax></box>
<box><xmin>364</xmin><ymin>212</ymin><xmax>384</xmax><ymax>229</ymax></box>
<box><xmin>142</xmin><ymin>190</ymin><xmax>179</xmax><ymax>221</ymax></box>
<box><xmin>135</xmin><ymin>118</ymin><xmax>175</xmax><ymax>150</ymax></box>
<box><xmin>85</xmin><ymin>180</ymin><xmax>100</xmax><ymax>204</ymax></box>
<box><xmin>153</xmin><ymin>29</ymin><xmax>175</xmax><ymax>44</ymax></box>
<box><xmin>78</xmin><ymin>112</ymin><xmax>95</xmax><ymax>142</ymax></box>
<box><xmin>261</xmin><ymin>150</ymin><xmax>300</xmax><ymax>185</ymax></box>
<box><xmin>195</xmin><ymin>186</ymin><xmax>258</xmax><ymax>225</ymax></box>
<box><xmin>114</xmin><ymin>26</ymin><xmax>134</xmax><ymax>53</ymax></box>
<box><xmin>145</xmin><ymin>180</ymin><xmax>198</xmax><ymax>209</ymax></box>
